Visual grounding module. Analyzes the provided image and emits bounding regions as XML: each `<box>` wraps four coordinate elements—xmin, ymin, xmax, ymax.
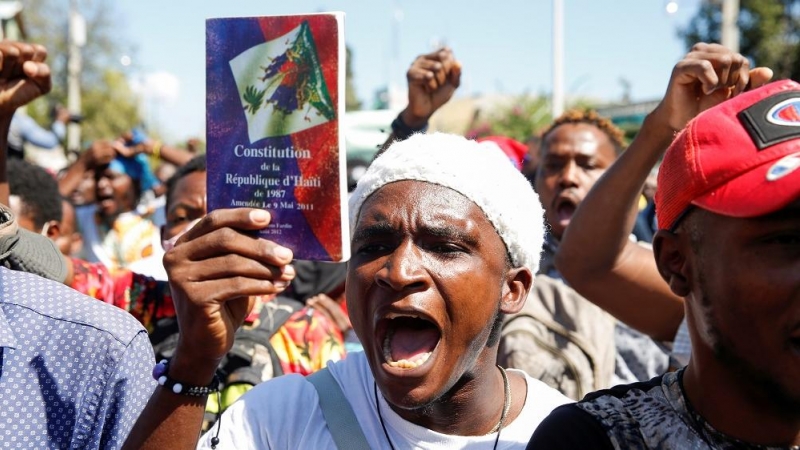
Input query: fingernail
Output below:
<box><xmin>283</xmin><ymin>264</ymin><xmax>295</xmax><ymax>277</ymax></box>
<box><xmin>274</xmin><ymin>280</ymin><xmax>288</xmax><ymax>289</ymax></box>
<box><xmin>250</xmin><ymin>210</ymin><xmax>269</xmax><ymax>223</ymax></box>
<box><xmin>274</xmin><ymin>246</ymin><xmax>293</xmax><ymax>260</ymax></box>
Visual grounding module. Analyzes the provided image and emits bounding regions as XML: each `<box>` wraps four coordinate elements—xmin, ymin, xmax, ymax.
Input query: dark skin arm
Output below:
<box><xmin>145</xmin><ymin>141</ymin><xmax>194</xmax><ymax>166</ymax></box>
<box><xmin>377</xmin><ymin>48</ymin><xmax>461</xmax><ymax>156</ymax></box>
<box><xmin>116</xmin><ymin>134</ymin><xmax>195</xmax><ymax>167</ymax></box>
<box><xmin>0</xmin><ymin>42</ymin><xmax>51</xmax><ymax>205</ymax></box>
<box><xmin>555</xmin><ymin>43</ymin><xmax>773</xmax><ymax>342</ymax></box>
<box><xmin>122</xmin><ymin>208</ymin><xmax>295</xmax><ymax>450</ymax></box>
<box><xmin>57</xmin><ymin>140</ymin><xmax>117</xmax><ymax>198</ymax></box>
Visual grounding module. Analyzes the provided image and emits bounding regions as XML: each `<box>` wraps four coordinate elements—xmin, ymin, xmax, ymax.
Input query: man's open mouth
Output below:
<box><xmin>553</xmin><ymin>197</ymin><xmax>578</xmax><ymax>225</ymax></box>
<box><xmin>380</xmin><ymin>314</ymin><xmax>441</xmax><ymax>370</ymax></box>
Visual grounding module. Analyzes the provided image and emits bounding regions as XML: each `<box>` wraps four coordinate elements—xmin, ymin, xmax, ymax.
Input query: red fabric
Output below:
<box><xmin>477</xmin><ymin>136</ymin><xmax>528</xmax><ymax>170</ymax></box>
<box><xmin>656</xmin><ymin>80</ymin><xmax>800</xmax><ymax>230</ymax></box>
<box><xmin>256</xmin><ymin>15</ymin><xmax>344</xmax><ymax>260</ymax></box>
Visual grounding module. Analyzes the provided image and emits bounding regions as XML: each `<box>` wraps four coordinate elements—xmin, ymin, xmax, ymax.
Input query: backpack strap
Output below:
<box><xmin>307</xmin><ymin>368</ymin><xmax>371</xmax><ymax>450</ymax></box>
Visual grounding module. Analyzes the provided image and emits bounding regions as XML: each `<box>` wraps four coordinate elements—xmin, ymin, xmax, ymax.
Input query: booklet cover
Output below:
<box><xmin>206</xmin><ymin>12</ymin><xmax>349</xmax><ymax>261</ymax></box>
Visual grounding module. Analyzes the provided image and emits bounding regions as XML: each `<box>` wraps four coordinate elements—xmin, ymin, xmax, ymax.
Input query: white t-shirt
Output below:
<box><xmin>198</xmin><ymin>352</ymin><xmax>571</xmax><ymax>449</ymax></box>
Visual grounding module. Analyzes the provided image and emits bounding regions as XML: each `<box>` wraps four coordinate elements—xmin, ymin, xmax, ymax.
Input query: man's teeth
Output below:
<box><xmin>386</xmin><ymin>352</ymin><xmax>432</xmax><ymax>369</ymax></box>
<box><xmin>383</xmin><ymin>327</ymin><xmax>432</xmax><ymax>369</ymax></box>
<box><xmin>385</xmin><ymin>312</ymin><xmax>421</xmax><ymax>320</ymax></box>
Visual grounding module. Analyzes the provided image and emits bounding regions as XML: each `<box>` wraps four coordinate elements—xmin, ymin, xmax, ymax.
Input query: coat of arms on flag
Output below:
<box><xmin>229</xmin><ymin>21</ymin><xmax>336</xmax><ymax>143</ymax></box>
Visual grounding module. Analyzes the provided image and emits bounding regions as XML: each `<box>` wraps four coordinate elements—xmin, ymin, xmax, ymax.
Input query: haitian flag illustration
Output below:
<box><xmin>206</xmin><ymin>13</ymin><xmax>349</xmax><ymax>261</ymax></box>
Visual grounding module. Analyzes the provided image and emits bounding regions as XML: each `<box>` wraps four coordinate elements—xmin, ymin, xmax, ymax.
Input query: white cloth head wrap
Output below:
<box><xmin>348</xmin><ymin>132</ymin><xmax>545</xmax><ymax>274</ymax></box>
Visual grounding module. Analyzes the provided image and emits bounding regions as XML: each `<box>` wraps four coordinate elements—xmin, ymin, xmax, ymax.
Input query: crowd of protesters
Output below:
<box><xmin>0</xmin><ymin>32</ymin><xmax>797</xmax><ymax>450</ymax></box>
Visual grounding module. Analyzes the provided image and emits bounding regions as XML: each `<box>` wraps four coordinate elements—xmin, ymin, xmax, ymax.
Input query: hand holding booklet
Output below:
<box><xmin>206</xmin><ymin>12</ymin><xmax>349</xmax><ymax>261</ymax></box>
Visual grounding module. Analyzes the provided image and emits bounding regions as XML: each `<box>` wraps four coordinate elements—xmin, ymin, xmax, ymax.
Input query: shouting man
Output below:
<box><xmin>529</xmin><ymin>49</ymin><xmax>798</xmax><ymax>448</ymax></box>
<box><xmin>124</xmin><ymin>132</ymin><xmax>569</xmax><ymax>449</ymax></box>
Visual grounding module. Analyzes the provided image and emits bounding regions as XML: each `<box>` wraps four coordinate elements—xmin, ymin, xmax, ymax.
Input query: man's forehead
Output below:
<box><xmin>364</xmin><ymin>180</ymin><xmax>474</xmax><ymax>209</ymax></box>
<box><xmin>696</xmin><ymin>197</ymin><xmax>800</xmax><ymax>226</ymax></box>
<box><xmin>357</xmin><ymin>182</ymin><xmax>481</xmax><ymax>226</ymax></box>
<box><xmin>543</xmin><ymin>125</ymin><xmax>612</xmax><ymax>156</ymax></box>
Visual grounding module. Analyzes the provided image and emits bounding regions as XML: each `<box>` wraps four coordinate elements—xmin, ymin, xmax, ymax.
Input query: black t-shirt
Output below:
<box><xmin>528</xmin><ymin>370</ymin><xmax>795</xmax><ymax>450</ymax></box>
<box><xmin>527</xmin><ymin>403</ymin><xmax>613</xmax><ymax>449</ymax></box>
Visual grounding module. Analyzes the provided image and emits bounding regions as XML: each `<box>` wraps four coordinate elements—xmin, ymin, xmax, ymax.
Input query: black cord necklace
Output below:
<box><xmin>374</xmin><ymin>364</ymin><xmax>511</xmax><ymax>450</ymax></box>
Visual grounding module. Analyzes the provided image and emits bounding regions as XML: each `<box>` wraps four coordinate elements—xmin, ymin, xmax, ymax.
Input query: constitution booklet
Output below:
<box><xmin>206</xmin><ymin>12</ymin><xmax>349</xmax><ymax>261</ymax></box>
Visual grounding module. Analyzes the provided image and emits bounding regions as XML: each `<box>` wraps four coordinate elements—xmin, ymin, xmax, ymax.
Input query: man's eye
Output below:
<box><xmin>355</xmin><ymin>242</ymin><xmax>390</xmax><ymax>255</ymax></box>
<box><xmin>764</xmin><ymin>233</ymin><xmax>800</xmax><ymax>246</ymax></box>
<box><xmin>428</xmin><ymin>242</ymin><xmax>463</xmax><ymax>255</ymax></box>
<box><xmin>580</xmin><ymin>161</ymin><xmax>597</xmax><ymax>170</ymax></box>
<box><xmin>544</xmin><ymin>160</ymin><xmax>563</xmax><ymax>171</ymax></box>
<box><xmin>168</xmin><ymin>216</ymin><xmax>189</xmax><ymax>226</ymax></box>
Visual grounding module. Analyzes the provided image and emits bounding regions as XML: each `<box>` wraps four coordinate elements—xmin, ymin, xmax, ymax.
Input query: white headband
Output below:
<box><xmin>348</xmin><ymin>132</ymin><xmax>545</xmax><ymax>274</ymax></box>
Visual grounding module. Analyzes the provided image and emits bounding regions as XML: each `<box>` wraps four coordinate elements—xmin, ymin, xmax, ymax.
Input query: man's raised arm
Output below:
<box><xmin>0</xmin><ymin>41</ymin><xmax>51</xmax><ymax>205</ymax></box>
<box><xmin>122</xmin><ymin>209</ymin><xmax>295</xmax><ymax>450</ymax></box>
<box><xmin>556</xmin><ymin>43</ymin><xmax>772</xmax><ymax>342</ymax></box>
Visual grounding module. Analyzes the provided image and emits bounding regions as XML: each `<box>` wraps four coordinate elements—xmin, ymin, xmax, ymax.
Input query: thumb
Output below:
<box><xmin>449</xmin><ymin>61</ymin><xmax>462</xmax><ymax>88</ymax></box>
<box><xmin>748</xmin><ymin>67</ymin><xmax>774</xmax><ymax>90</ymax></box>
<box><xmin>226</xmin><ymin>295</ymin><xmax>257</xmax><ymax>325</ymax></box>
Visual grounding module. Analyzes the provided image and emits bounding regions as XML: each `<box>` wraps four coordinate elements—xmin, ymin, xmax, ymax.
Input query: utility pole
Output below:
<box><xmin>389</xmin><ymin>0</ymin><xmax>404</xmax><ymax>109</ymax></box>
<box><xmin>67</xmin><ymin>0</ymin><xmax>85</xmax><ymax>153</ymax></box>
<box><xmin>552</xmin><ymin>0</ymin><xmax>565</xmax><ymax>118</ymax></box>
<box><xmin>721</xmin><ymin>0</ymin><xmax>740</xmax><ymax>52</ymax></box>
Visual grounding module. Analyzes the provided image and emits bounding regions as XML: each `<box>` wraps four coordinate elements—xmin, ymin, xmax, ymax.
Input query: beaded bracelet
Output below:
<box><xmin>152</xmin><ymin>359</ymin><xmax>220</xmax><ymax>396</ymax></box>
<box><xmin>391</xmin><ymin>113</ymin><xmax>429</xmax><ymax>140</ymax></box>
<box><xmin>152</xmin><ymin>359</ymin><xmax>223</xmax><ymax>448</ymax></box>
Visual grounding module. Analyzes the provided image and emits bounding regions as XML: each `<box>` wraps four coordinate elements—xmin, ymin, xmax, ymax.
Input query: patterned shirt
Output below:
<box><xmin>529</xmin><ymin>369</ymin><xmax>797</xmax><ymax>449</ymax></box>
<box><xmin>69</xmin><ymin>258</ymin><xmax>345</xmax><ymax>375</ymax></box>
<box><xmin>70</xmin><ymin>257</ymin><xmax>172</xmax><ymax>332</ymax></box>
<box><xmin>672</xmin><ymin>318</ymin><xmax>692</xmax><ymax>367</ymax></box>
<box><xmin>78</xmin><ymin>209</ymin><xmax>164</xmax><ymax>274</ymax></box>
<box><xmin>0</xmin><ymin>266</ymin><xmax>155</xmax><ymax>449</ymax></box>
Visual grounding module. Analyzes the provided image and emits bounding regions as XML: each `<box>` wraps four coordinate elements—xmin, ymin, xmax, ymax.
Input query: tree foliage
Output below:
<box><xmin>681</xmin><ymin>0</ymin><xmax>800</xmax><ymax>80</ymax></box>
<box><xmin>345</xmin><ymin>45</ymin><xmax>362</xmax><ymax>111</ymax></box>
<box><xmin>466</xmin><ymin>95</ymin><xmax>553</xmax><ymax>142</ymax></box>
<box><xmin>22</xmin><ymin>0</ymin><xmax>141</xmax><ymax>143</ymax></box>
<box><xmin>466</xmin><ymin>92</ymin><xmax>605</xmax><ymax>142</ymax></box>
<box><xmin>81</xmin><ymin>70</ymin><xmax>140</xmax><ymax>142</ymax></box>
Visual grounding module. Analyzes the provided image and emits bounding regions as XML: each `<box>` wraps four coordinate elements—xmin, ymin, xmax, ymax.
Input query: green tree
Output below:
<box><xmin>345</xmin><ymin>45</ymin><xmax>362</xmax><ymax>111</ymax></box>
<box><xmin>81</xmin><ymin>70</ymin><xmax>140</xmax><ymax>141</ymax></box>
<box><xmin>467</xmin><ymin>95</ymin><xmax>552</xmax><ymax>142</ymax></box>
<box><xmin>681</xmin><ymin>0</ymin><xmax>800</xmax><ymax>80</ymax></box>
<box><xmin>22</xmin><ymin>0</ymin><xmax>142</xmax><ymax>143</ymax></box>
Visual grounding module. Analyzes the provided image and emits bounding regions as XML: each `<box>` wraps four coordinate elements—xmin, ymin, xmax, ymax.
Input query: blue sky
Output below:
<box><xmin>115</xmin><ymin>0</ymin><xmax>702</xmax><ymax>142</ymax></box>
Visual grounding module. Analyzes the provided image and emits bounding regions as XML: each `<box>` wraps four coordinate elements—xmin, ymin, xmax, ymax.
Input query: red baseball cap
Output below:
<box><xmin>656</xmin><ymin>80</ymin><xmax>800</xmax><ymax>230</ymax></box>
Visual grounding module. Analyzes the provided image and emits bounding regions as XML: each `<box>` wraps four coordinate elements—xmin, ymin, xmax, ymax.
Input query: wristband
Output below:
<box><xmin>151</xmin><ymin>140</ymin><xmax>162</xmax><ymax>159</ymax></box>
<box><xmin>153</xmin><ymin>359</ymin><xmax>223</xmax><ymax>448</ymax></box>
<box><xmin>391</xmin><ymin>114</ymin><xmax>428</xmax><ymax>140</ymax></box>
<box><xmin>152</xmin><ymin>359</ymin><xmax>220</xmax><ymax>396</ymax></box>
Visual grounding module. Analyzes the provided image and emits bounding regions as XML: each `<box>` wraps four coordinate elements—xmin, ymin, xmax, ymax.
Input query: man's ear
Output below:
<box><xmin>500</xmin><ymin>267</ymin><xmax>533</xmax><ymax>315</ymax></box>
<box><xmin>44</xmin><ymin>220</ymin><xmax>61</xmax><ymax>240</ymax></box>
<box><xmin>652</xmin><ymin>229</ymin><xmax>692</xmax><ymax>298</ymax></box>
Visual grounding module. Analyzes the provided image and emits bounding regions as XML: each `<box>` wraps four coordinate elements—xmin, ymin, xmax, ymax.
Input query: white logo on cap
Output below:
<box><xmin>766</xmin><ymin>98</ymin><xmax>800</xmax><ymax>127</ymax></box>
<box><xmin>766</xmin><ymin>152</ymin><xmax>800</xmax><ymax>181</ymax></box>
